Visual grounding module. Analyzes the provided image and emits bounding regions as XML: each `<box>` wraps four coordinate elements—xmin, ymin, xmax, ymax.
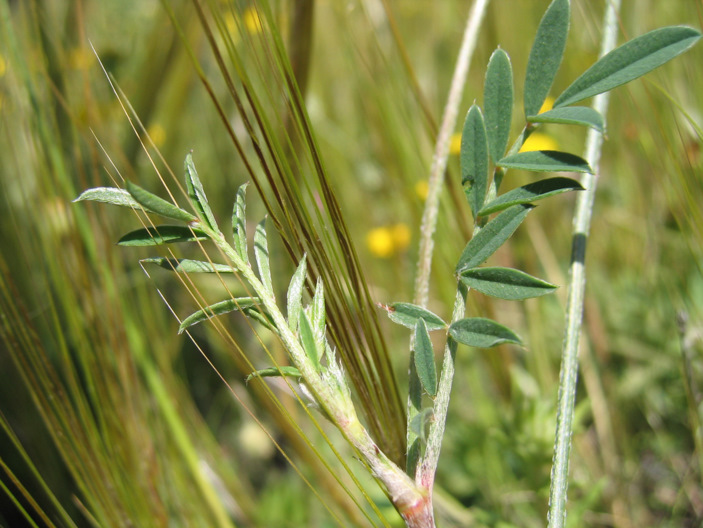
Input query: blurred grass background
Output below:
<box><xmin>1</xmin><ymin>0</ymin><xmax>702</xmax><ymax>526</ymax></box>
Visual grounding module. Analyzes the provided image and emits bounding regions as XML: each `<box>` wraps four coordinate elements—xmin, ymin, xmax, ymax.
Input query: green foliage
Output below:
<box><xmin>459</xmin><ymin>267</ymin><xmax>557</xmax><ymax>300</ymax></box>
<box><xmin>460</xmin><ymin>105</ymin><xmax>489</xmax><ymax>218</ymax></box>
<box><xmin>448</xmin><ymin>318</ymin><xmax>522</xmax><ymax>348</ymax></box>
<box><xmin>479</xmin><ymin>177</ymin><xmax>583</xmax><ymax>216</ymax></box>
<box><xmin>483</xmin><ymin>48</ymin><xmax>514</xmax><ymax>163</ymax></box>
<box><xmin>413</xmin><ymin>319</ymin><xmax>437</xmax><ymax>398</ymax></box>
<box><xmin>554</xmin><ymin>26</ymin><xmax>702</xmax><ymax>108</ymax></box>
<box><xmin>2</xmin><ymin>0</ymin><xmax>701</xmax><ymax>527</ymax></box>
<box><xmin>456</xmin><ymin>205</ymin><xmax>534</xmax><ymax>273</ymax></box>
<box><xmin>523</xmin><ymin>0</ymin><xmax>570</xmax><ymax>117</ymax></box>
<box><xmin>117</xmin><ymin>225</ymin><xmax>209</xmax><ymax>246</ymax></box>
<box><xmin>384</xmin><ymin>302</ymin><xmax>447</xmax><ymax>331</ymax></box>
<box><xmin>497</xmin><ymin>150</ymin><xmax>592</xmax><ymax>173</ymax></box>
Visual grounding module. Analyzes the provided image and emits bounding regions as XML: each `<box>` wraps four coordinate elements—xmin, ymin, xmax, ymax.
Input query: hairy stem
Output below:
<box><xmin>204</xmin><ymin>228</ymin><xmax>429</xmax><ymax>524</ymax></box>
<box><xmin>547</xmin><ymin>1</ymin><xmax>621</xmax><ymax>526</ymax></box>
<box><xmin>408</xmin><ymin>0</ymin><xmax>490</xmax><ymax>482</ymax></box>
<box><xmin>413</xmin><ymin>0</ymin><xmax>490</xmax><ymax>309</ymax></box>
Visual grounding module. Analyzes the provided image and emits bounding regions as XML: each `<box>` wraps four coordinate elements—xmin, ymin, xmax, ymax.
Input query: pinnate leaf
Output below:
<box><xmin>497</xmin><ymin>151</ymin><xmax>592</xmax><ymax>173</ymax></box>
<box><xmin>456</xmin><ymin>204</ymin><xmax>533</xmax><ymax>274</ymax></box>
<box><xmin>449</xmin><ymin>318</ymin><xmax>522</xmax><ymax>348</ymax></box>
<box><xmin>383</xmin><ymin>303</ymin><xmax>447</xmax><ymax>331</ymax></box>
<box><xmin>74</xmin><ymin>187</ymin><xmax>145</xmax><ymax>210</ymax></box>
<box><xmin>254</xmin><ymin>219</ymin><xmax>274</xmax><ymax>295</ymax></box>
<box><xmin>184</xmin><ymin>153</ymin><xmax>218</xmax><ymax>231</ymax></box>
<box><xmin>299</xmin><ymin>311</ymin><xmax>321</xmax><ymax>372</ymax></box>
<box><xmin>524</xmin><ymin>0</ymin><xmax>570</xmax><ymax>117</ymax></box>
<box><xmin>460</xmin><ymin>267</ymin><xmax>557</xmax><ymax>300</ymax></box>
<box><xmin>461</xmin><ymin>105</ymin><xmax>489</xmax><ymax>218</ymax></box>
<box><xmin>287</xmin><ymin>255</ymin><xmax>307</xmax><ymax>332</ymax></box>
<box><xmin>126</xmin><ymin>181</ymin><xmax>196</xmax><ymax>223</ymax></box>
<box><xmin>484</xmin><ymin>48</ymin><xmax>514</xmax><ymax>163</ymax></box>
<box><xmin>232</xmin><ymin>183</ymin><xmax>250</xmax><ymax>264</ymax></box>
<box><xmin>140</xmin><ymin>257</ymin><xmax>234</xmax><ymax>274</ymax></box>
<box><xmin>178</xmin><ymin>297</ymin><xmax>259</xmax><ymax>333</ymax></box>
<box><xmin>414</xmin><ymin>319</ymin><xmax>437</xmax><ymax>397</ymax></box>
<box><xmin>246</xmin><ymin>366</ymin><xmax>302</xmax><ymax>383</ymax></box>
<box><xmin>554</xmin><ymin>26</ymin><xmax>702</xmax><ymax>108</ymax></box>
<box><xmin>479</xmin><ymin>177</ymin><xmax>583</xmax><ymax>215</ymax></box>
<box><xmin>117</xmin><ymin>226</ymin><xmax>208</xmax><ymax>246</ymax></box>
<box><xmin>526</xmin><ymin>106</ymin><xmax>605</xmax><ymax>132</ymax></box>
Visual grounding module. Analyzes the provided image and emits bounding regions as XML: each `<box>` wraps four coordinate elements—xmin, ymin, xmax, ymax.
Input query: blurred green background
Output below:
<box><xmin>1</xmin><ymin>1</ymin><xmax>702</xmax><ymax>526</ymax></box>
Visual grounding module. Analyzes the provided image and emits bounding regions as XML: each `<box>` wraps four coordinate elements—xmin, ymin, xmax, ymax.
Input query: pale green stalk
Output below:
<box><xmin>413</xmin><ymin>0</ymin><xmax>490</xmax><ymax>308</ymax></box>
<box><xmin>547</xmin><ymin>1</ymin><xmax>621</xmax><ymax>526</ymax></box>
<box><xmin>408</xmin><ymin>0</ymin><xmax>490</xmax><ymax>487</ymax></box>
<box><xmin>200</xmin><ymin>226</ymin><xmax>431</xmax><ymax>524</ymax></box>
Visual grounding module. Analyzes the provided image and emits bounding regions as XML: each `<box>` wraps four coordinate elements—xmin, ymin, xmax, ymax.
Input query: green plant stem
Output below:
<box><xmin>417</xmin><ymin>284</ymin><xmax>467</xmax><ymax>491</ymax></box>
<box><xmin>547</xmin><ymin>1</ymin><xmax>621</xmax><ymax>527</ymax></box>
<box><xmin>408</xmin><ymin>0</ymin><xmax>490</xmax><ymax>482</ymax></box>
<box><xmin>203</xmin><ymin>227</ymin><xmax>430</xmax><ymax>524</ymax></box>
<box><xmin>413</xmin><ymin>0</ymin><xmax>490</xmax><ymax>309</ymax></box>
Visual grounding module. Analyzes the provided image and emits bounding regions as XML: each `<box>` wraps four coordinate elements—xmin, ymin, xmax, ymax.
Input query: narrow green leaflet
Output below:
<box><xmin>383</xmin><ymin>302</ymin><xmax>447</xmax><ymax>331</ymax></box>
<box><xmin>526</xmin><ymin>106</ymin><xmax>605</xmax><ymax>132</ymax></box>
<box><xmin>523</xmin><ymin>0</ymin><xmax>570</xmax><ymax>117</ymax></box>
<box><xmin>232</xmin><ymin>183</ymin><xmax>250</xmax><ymax>264</ymax></box>
<box><xmin>479</xmin><ymin>177</ymin><xmax>583</xmax><ymax>215</ymax></box>
<box><xmin>178</xmin><ymin>297</ymin><xmax>259</xmax><ymax>333</ymax></box>
<box><xmin>140</xmin><ymin>257</ymin><xmax>234</xmax><ymax>274</ymax></box>
<box><xmin>74</xmin><ymin>187</ymin><xmax>145</xmax><ymax>210</ymax></box>
<box><xmin>409</xmin><ymin>408</ymin><xmax>433</xmax><ymax>443</ymax></box>
<box><xmin>459</xmin><ymin>267</ymin><xmax>557</xmax><ymax>300</ymax></box>
<box><xmin>497</xmin><ymin>151</ymin><xmax>592</xmax><ymax>173</ymax></box>
<box><xmin>461</xmin><ymin>105</ymin><xmax>489</xmax><ymax>218</ymax></box>
<box><xmin>184</xmin><ymin>153</ymin><xmax>219</xmax><ymax>231</ymax></box>
<box><xmin>299</xmin><ymin>311</ymin><xmax>321</xmax><ymax>372</ymax></box>
<box><xmin>449</xmin><ymin>317</ymin><xmax>522</xmax><ymax>348</ymax></box>
<box><xmin>287</xmin><ymin>254</ymin><xmax>307</xmax><ymax>332</ymax></box>
<box><xmin>555</xmin><ymin>26</ymin><xmax>702</xmax><ymax>108</ymax></box>
<box><xmin>126</xmin><ymin>181</ymin><xmax>196</xmax><ymax>223</ymax></box>
<box><xmin>484</xmin><ymin>48</ymin><xmax>513</xmax><ymax>163</ymax></box>
<box><xmin>311</xmin><ymin>278</ymin><xmax>325</xmax><ymax>342</ymax></box>
<box><xmin>456</xmin><ymin>204</ymin><xmax>533</xmax><ymax>274</ymax></box>
<box><xmin>245</xmin><ymin>366</ymin><xmax>302</xmax><ymax>383</ymax></box>
<box><xmin>117</xmin><ymin>226</ymin><xmax>209</xmax><ymax>246</ymax></box>
<box><xmin>254</xmin><ymin>219</ymin><xmax>274</xmax><ymax>295</ymax></box>
<box><xmin>413</xmin><ymin>319</ymin><xmax>437</xmax><ymax>397</ymax></box>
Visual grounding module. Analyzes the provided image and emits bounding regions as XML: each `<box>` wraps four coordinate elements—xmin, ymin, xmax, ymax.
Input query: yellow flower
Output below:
<box><xmin>450</xmin><ymin>132</ymin><xmax>462</xmax><ymax>155</ymax></box>
<box><xmin>0</xmin><ymin>54</ymin><xmax>6</xmax><ymax>77</ymax></box>
<box><xmin>519</xmin><ymin>132</ymin><xmax>559</xmax><ymax>152</ymax></box>
<box><xmin>366</xmin><ymin>223</ymin><xmax>411</xmax><ymax>258</ymax></box>
<box><xmin>539</xmin><ymin>96</ymin><xmax>555</xmax><ymax>114</ymax></box>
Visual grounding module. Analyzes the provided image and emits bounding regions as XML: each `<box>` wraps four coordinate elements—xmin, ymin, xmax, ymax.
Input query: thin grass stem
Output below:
<box><xmin>547</xmin><ymin>2</ymin><xmax>622</xmax><ymax>526</ymax></box>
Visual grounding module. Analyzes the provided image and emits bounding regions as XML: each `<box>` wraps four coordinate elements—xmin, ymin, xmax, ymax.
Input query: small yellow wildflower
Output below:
<box><xmin>414</xmin><ymin>180</ymin><xmax>429</xmax><ymax>201</ymax></box>
<box><xmin>367</xmin><ymin>227</ymin><xmax>394</xmax><ymax>258</ymax></box>
<box><xmin>450</xmin><ymin>132</ymin><xmax>462</xmax><ymax>155</ymax></box>
<box><xmin>539</xmin><ymin>96</ymin><xmax>555</xmax><ymax>114</ymax></box>
<box><xmin>366</xmin><ymin>223</ymin><xmax>411</xmax><ymax>258</ymax></box>
<box><xmin>0</xmin><ymin>54</ymin><xmax>6</xmax><ymax>77</ymax></box>
<box><xmin>519</xmin><ymin>132</ymin><xmax>559</xmax><ymax>153</ymax></box>
<box><xmin>146</xmin><ymin>123</ymin><xmax>166</xmax><ymax>148</ymax></box>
